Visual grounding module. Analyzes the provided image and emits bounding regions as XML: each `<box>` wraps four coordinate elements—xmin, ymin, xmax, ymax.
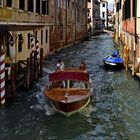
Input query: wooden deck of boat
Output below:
<box><xmin>45</xmin><ymin>88</ymin><xmax>90</xmax><ymax>103</ymax></box>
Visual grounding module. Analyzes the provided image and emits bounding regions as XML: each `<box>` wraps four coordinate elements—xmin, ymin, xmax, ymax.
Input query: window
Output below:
<box><xmin>58</xmin><ymin>0</ymin><xmax>60</xmax><ymax>7</ymax></box>
<box><xmin>68</xmin><ymin>0</ymin><xmax>70</xmax><ymax>9</ymax></box>
<box><xmin>28</xmin><ymin>0</ymin><xmax>33</xmax><ymax>12</ymax></box>
<box><xmin>18</xmin><ymin>34</ymin><xmax>24</xmax><ymax>52</ymax></box>
<box><xmin>41</xmin><ymin>30</ymin><xmax>43</xmax><ymax>45</ymax></box>
<box><xmin>64</xmin><ymin>1</ymin><xmax>66</xmax><ymax>9</ymax></box>
<box><xmin>102</xmin><ymin>12</ymin><xmax>105</xmax><ymax>18</ymax></box>
<box><xmin>42</xmin><ymin>0</ymin><xmax>49</xmax><ymax>15</ymax></box>
<box><xmin>0</xmin><ymin>0</ymin><xmax>3</xmax><ymax>7</ymax></box>
<box><xmin>28</xmin><ymin>33</ymin><xmax>31</xmax><ymax>49</ymax></box>
<box><xmin>46</xmin><ymin>30</ymin><xmax>48</xmax><ymax>43</ymax></box>
<box><xmin>102</xmin><ymin>3</ymin><xmax>105</xmax><ymax>7</ymax></box>
<box><xmin>36</xmin><ymin>0</ymin><xmax>40</xmax><ymax>13</ymax></box>
<box><xmin>133</xmin><ymin>0</ymin><xmax>136</xmax><ymax>17</ymax></box>
<box><xmin>19</xmin><ymin>0</ymin><xmax>25</xmax><ymax>10</ymax></box>
<box><xmin>116</xmin><ymin>0</ymin><xmax>121</xmax><ymax>12</ymax></box>
<box><xmin>6</xmin><ymin>0</ymin><xmax>12</xmax><ymax>7</ymax></box>
<box><xmin>124</xmin><ymin>0</ymin><xmax>130</xmax><ymax>19</ymax></box>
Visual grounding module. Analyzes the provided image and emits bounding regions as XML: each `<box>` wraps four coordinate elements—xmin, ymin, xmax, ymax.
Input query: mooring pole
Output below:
<box><xmin>0</xmin><ymin>46</ymin><xmax>5</xmax><ymax>104</ymax></box>
<box><xmin>11</xmin><ymin>63</ymin><xmax>16</xmax><ymax>100</ymax></box>
<box><xmin>40</xmin><ymin>48</ymin><xmax>43</xmax><ymax>76</ymax></box>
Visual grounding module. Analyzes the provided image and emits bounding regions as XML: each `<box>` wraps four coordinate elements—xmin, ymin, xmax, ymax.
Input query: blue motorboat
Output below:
<box><xmin>103</xmin><ymin>51</ymin><xmax>124</xmax><ymax>68</ymax></box>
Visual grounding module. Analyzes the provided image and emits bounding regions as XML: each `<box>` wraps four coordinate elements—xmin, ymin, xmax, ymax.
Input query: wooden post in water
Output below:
<box><xmin>40</xmin><ymin>48</ymin><xmax>43</xmax><ymax>76</ymax></box>
<box><xmin>26</xmin><ymin>57</ymin><xmax>30</xmax><ymax>89</ymax></box>
<box><xmin>11</xmin><ymin>63</ymin><xmax>16</xmax><ymax>100</ymax></box>
<box><xmin>34</xmin><ymin>53</ymin><xmax>37</xmax><ymax>81</ymax></box>
<box><xmin>30</xmin><ymin>53</ymin><xmax>33</xmax><ymax>85</ymax></box>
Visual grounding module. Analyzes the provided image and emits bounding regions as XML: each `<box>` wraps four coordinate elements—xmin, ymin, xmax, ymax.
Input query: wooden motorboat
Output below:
<box><xmin>44</xmin><ymin>69</ymin><xmax>92</xmax><ymax>116</ymax></box>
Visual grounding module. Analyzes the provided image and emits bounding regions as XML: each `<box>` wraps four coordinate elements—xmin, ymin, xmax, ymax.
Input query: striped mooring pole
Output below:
<box><xmin>31</xmin><ymin>36</ymin><xmax>35</xmax><ymax>58</ymax></box>
<box><xmin>0</xmin><ymin>46</ymin><xmax>5</xmax><ymax>104</ymax></box>
<box><xmin>35</xmin><ymin>40</ymin><xmax>40</xmax><ymax>60</ymax></box>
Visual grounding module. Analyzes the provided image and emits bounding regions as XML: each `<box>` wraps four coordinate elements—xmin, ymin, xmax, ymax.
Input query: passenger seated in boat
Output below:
<box><xmin>71</xmin><ymin>81</ymin><xmax>85</xmax><ymax>89</ymax></box>
<box><xmin>51</xmin><ymin>81</ymin><xmax>65</xmax><ymax>88</ymax></box>
<box><xmin>56</xmin><ymin>59</ymin><xmax>65</xmax><ymax>71</ymax></box>
<box><xmin>79</xmin><ymin>60</ymin><xmax>86</xmax><ymax>71</ymax></box>
<box><xmin>112</xmin><ymin>51</ymin><xmax>119</xmax><ymax>57</ymax></box>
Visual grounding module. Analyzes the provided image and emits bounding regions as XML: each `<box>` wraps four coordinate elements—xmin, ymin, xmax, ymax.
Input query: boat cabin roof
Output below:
<box><xmin>49</xmin><ymin>69</ymin><xmax>89</xmax><ymax>82</ymax></box>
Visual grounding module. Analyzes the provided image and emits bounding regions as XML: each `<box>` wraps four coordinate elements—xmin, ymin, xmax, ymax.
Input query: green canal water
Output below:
<box><xmin>0</xmin><ymin>33</ymin><xmax>140</xmax><ymax>140</ymax></box>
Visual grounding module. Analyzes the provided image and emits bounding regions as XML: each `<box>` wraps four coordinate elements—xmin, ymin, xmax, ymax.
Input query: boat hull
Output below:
<box><xmin>103</xmin><ymin>56</ymin><xmax>124</xmax><ymax>69</ymax></box>
<box><xmin>103</xmin><ymin>60</ymin><xmax>124</xmax><ymax>68</ymax></box>
<box><xmin>51</xmin><ymin>97</ymin><xmax>90</xmax><ymax>116</ymax></box>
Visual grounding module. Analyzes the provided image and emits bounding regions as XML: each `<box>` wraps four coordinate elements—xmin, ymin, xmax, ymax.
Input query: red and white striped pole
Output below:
<box><xmin>36</xmin><ymin>40</ymin><xmax>40</xmax><ymax>60</ymax></box>
<box><xmin>0</xmin><ymin>46</ymin><xmax>5</xmax><ymax>104</ymax></box>
<box><xmin>31</xmin><ymin>36</ymin><xmax>35</xmax><ymax>58</ymax></box>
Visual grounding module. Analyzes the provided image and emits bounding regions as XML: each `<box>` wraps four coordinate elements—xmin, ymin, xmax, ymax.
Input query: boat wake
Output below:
<box><xmin>79</xmin><ymin>104</ymin><xmax>96</xmax><ymax>117</ymax></box>
<box><xmin>30</xmin><ymin>91</ymin><xmax>56</xmax><ymax>116</ymax></box>
<box><xmin>43</xmin><ymin>67</ymin><xmax>55</xmax><ymax>74</ymax></box>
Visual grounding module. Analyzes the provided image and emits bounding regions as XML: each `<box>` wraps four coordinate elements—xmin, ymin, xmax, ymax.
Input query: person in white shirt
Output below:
<box><xmin>56</xmin><ymin>59</ymin><xmax>65</xmax><ymax>87</ymax></box>
<box><xmin>56</xmin><ymin>59</ymin><xmax>65</xmax><ymax>71</ymax></box>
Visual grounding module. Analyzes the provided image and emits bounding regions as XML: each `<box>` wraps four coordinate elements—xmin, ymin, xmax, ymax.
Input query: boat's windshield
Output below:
<box><xmin>50</xmin><ymin>80</ymin><xmax>88</xmax><ymax>89</ymax></box>
<box><xmin>70</xmin><ymin>80</ymin><xmax>86</xmax><ymax>89</ymax></box>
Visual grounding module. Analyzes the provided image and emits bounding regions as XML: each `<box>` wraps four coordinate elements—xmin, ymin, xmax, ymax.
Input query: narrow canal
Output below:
<box><xmin>0</xmin><ymin>33</ymin><xmax>140</xmax><ymax>140</ymax></box>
